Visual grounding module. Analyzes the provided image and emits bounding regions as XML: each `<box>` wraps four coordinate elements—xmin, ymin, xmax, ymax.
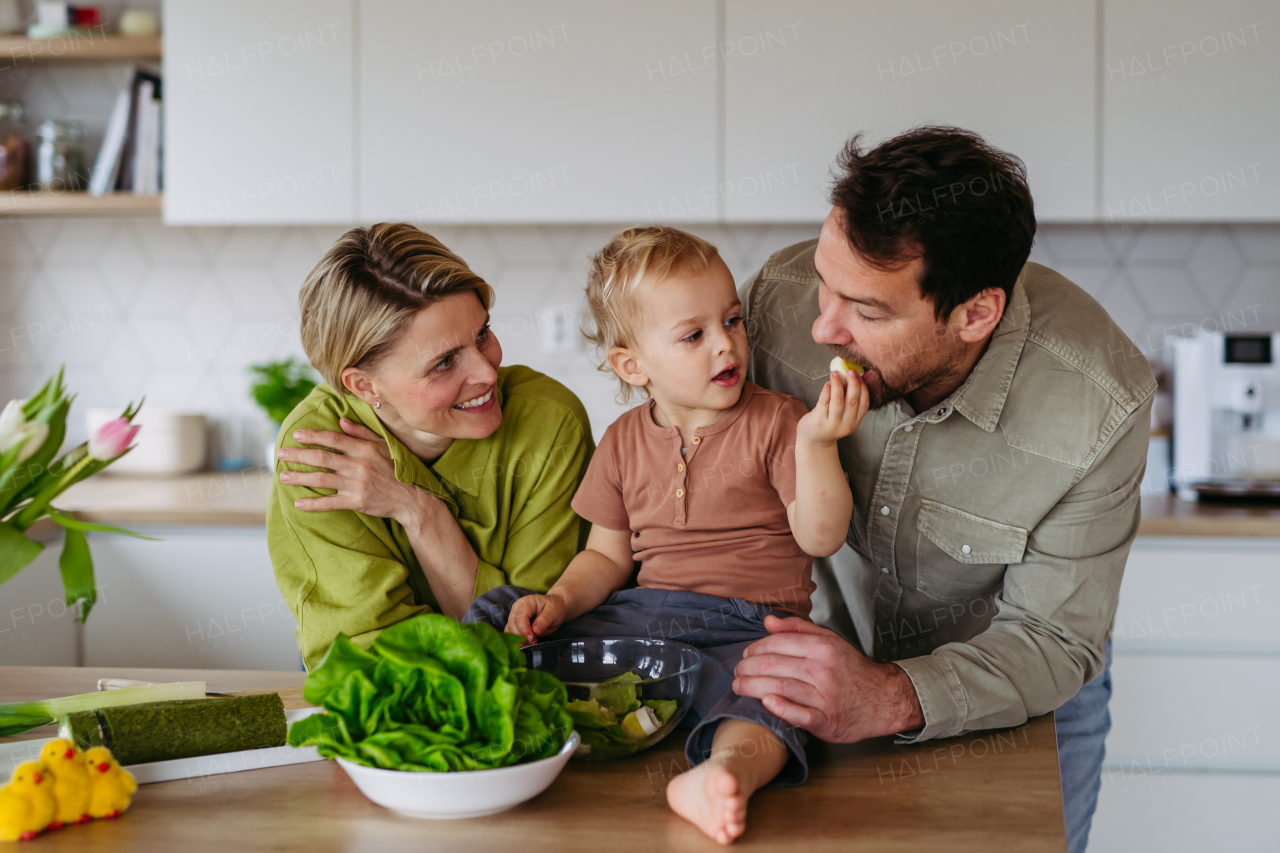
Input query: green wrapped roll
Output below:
<box><xmin>59</xmin><ymin>694</ymin><xmax>286</xmax><ymax>766</ymax></box>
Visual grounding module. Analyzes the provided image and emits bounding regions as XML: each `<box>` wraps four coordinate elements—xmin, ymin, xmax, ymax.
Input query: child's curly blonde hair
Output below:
<box><xmin>582</xmin><ymin>226</ymin><xmax>720</xmax><ymax>403</ymax></box>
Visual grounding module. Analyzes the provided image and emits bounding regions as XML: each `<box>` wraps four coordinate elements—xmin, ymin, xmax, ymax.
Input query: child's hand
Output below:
<box><xmin>797</xmin><ymin>367</ymin><xmax>869</xmax><ymax>446</ymax></box>
<box><xmin>505</xmin><ymin>594</ymin><xmax>568</xmax><ymax>646</ymax></box>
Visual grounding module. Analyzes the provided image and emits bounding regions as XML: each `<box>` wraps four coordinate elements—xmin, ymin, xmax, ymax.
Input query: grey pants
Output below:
<box><xmin>464</xmin><ymin>585</ymin><xmax>809</xmax><ymax>786</ymax></box>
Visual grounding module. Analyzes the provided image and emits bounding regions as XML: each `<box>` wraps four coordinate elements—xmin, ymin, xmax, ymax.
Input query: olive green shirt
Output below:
<box><xmin>740</xmin><ymin>241</ymin><xmax>1155</xmax><ymax>742</ymax></box>
<box><xmin>267</xmin><ymin>365</ymin><xmax>593</xmax><ymax>670</ymax></box>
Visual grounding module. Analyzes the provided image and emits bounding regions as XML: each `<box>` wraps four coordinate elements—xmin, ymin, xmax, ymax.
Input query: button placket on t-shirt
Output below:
<box><xmin>672</xmin><ymin>432</ymin><xmax>704</xmax><ymax>528</ymax></box>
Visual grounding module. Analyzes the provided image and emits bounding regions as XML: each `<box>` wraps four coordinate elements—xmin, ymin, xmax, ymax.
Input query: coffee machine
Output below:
<box><xmin>1170</xmin><ymin>331</ymin><xmax>1280</xmax><ymax>501</ymax></box>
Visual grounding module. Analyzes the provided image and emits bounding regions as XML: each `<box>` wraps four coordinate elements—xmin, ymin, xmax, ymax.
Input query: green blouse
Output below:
<box><xmin>267</xmin><ymin>365</ymin><xmax>594</xmax><ymax>669</ymax></box>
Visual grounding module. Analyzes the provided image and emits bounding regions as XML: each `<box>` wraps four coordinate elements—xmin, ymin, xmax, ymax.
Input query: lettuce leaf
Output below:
<box><xmin>589</xmin><ymin>672</ymin><xmax>642</xmax><ymax>716</ymax></box>
<box><xmin>562</xmin><ymin>674</ymin><xmax>679</xmax><ymax>759</ymax></box>
<box><xmin>287</xmin><ymin>614</ymin><xmax>572</xmax><ymax>772</ymax></box>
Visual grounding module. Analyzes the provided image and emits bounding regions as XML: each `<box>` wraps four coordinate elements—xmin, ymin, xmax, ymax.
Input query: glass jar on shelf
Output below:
<box><xmin>35</xmin><ymin>119</ymin><xmax>86</xmax><ymax>192</ymax></box>
<box><xmin>0</xmin><ymin>101</ymin><xmax>27</xmax><ymax>191</ymax></box>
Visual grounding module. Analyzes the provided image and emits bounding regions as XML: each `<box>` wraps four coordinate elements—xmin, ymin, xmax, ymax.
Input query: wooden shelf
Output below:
<box><xmin>0</xmin><ymin>34</ymin><xmax>160</xmax><ymax>64</ymax></box>
<box><xmin>0</xmin><ymin>191</ymin><xmax>161</xmax><ymax>216</ymax></box>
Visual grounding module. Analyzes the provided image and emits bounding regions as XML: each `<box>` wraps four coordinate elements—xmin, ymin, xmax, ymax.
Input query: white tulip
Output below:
<box><xmin>0</xmin><ymin>398</ymin><xmax>49</xmax><ymax>462</ymax></box>
<box><xmin>0</xmin><ymin>399</ymin><xmax>23</xmax><ymax>447</ymax></box>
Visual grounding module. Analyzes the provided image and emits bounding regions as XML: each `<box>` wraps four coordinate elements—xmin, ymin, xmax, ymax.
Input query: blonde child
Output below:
<box><xmin>464</xmin><ymin>227</ymin><xmax>866</xmax><ymax>845</ymax></box>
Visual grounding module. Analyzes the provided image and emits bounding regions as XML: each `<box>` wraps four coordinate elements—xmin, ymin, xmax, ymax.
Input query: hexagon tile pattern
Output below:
<box><xmin>0</xmin><ymin>219</ymin><xmax>1276</xmax><ymax>464</ymax></box>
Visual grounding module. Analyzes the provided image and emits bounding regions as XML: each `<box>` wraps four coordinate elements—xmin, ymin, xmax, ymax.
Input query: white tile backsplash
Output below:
<box><xmin>0</xmin><ymin>219</ymin><xmax>1276</xmax><ymax>464</ymax></box>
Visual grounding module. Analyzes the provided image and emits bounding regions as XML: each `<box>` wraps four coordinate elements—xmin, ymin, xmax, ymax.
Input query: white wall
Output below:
<box><xmin>0</xmin><ymin>219</ymin><xmax>1276</xmax><ymax>458</ymax></box>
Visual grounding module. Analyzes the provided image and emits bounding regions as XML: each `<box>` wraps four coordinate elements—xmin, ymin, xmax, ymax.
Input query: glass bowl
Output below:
<box><xmin>522</xmin><ymin>637</ymin><xmax>703</xmax><ymax>761</ymax></box>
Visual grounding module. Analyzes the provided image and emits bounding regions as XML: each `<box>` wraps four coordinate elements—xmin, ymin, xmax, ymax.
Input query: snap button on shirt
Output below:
<box><xmin>880</xmin><ymin>505</ymin><xmax>890</xmax><ymax>515</ymax></box>
<box><xmin>961</xmin><ymin>544</ymin><xmax>972</xmax><ymax>555</ymax></box>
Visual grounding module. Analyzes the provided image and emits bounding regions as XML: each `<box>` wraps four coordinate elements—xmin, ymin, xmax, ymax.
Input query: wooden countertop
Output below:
<box><xmin>1</xmin><ymin>666</ymin><xmax>1065</xmax><ymax>853</ymax></box>
<box><xmin>1139</xmin><ymin>494</ymin><xmax>1280</xmax><ymax>538</ymax></box>
<box><xmin>29</xmin><ymin>468</ymin><xmax>272</xmax><ymax>533</ymax></box>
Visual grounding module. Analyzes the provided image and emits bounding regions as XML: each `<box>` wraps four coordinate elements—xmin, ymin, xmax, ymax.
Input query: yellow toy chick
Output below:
<box><xmin>39</xmin><ymin>739</ymin><xmax>91</xmax><ymax>828</ymax></box>
<box><xmin>0</xmin><ymin>762</ymin><xmax>56</xmax><ymax>841</ymax></box>
<box><xmin>83</xmin><ymin>748</ymin><xmax>136</xmax><ymax>819</ymax></box>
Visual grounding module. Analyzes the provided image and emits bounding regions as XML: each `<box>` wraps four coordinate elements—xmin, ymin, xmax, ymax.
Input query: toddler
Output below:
<box><xmin>464</xmin><ymin>226</ymin><xmax>866</xmax><ymax>845</ymax></box>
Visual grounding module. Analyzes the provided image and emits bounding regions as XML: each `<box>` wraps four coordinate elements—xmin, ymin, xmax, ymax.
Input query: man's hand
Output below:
<box><xmin>732</xmin><ymin>615</ymin><xmax>924</xmax><ymax>742</ymax></box>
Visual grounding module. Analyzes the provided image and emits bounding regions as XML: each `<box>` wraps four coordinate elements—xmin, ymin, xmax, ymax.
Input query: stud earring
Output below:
<box><xmin>374</xmin><ymin>400</ymin><xmax>381</xmax><ymax>410</ymax></box>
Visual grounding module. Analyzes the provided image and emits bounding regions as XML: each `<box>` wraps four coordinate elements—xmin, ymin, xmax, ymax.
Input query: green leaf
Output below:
<box><xmin>302</xmin><ymin>633</ymin><xmax>381</xmax><ymax>707</ymax></box>
<box><xmin>20</xmin><ymin>365</ymin><xmax>63</xmax><ymax>419</ymax></box>
<box><xmin>0</xmin><ymin>521</ymin><xmax>43</xmax><ymax>585</ymax></box>
<box><xmin>10</xmin><ymin>451</ymin><xmax>94</xmax><ymax>531</ymax></box>
<box><xmin>288</xmin><ymin>615</ymin><xmax>572</xmax><ymax>773</ymax></box>
<box><xmin>566</xmin><ymin>697</ymin><xmax>619</xmax><ymax>729</ymax></box>
<box><xmin>643</xmin><ymin>698</ymin><xmax>678</xmax><ymax>725</ymax></box>
<box><xmin>590</xmin><ymin>671</ymin><xmax>642</xmax><ymax>716</ymax></box>
<box><xmin>2</xmin><ymin>399</ymin><xmax>74</xmax><ymax>509</ymax></box>
<box><xmin>46</xmin><ymin>509</ymin><xmax>161</xmax><ymax>540</ymax></box>
<box><xmin>58</xmin><ymin>526</ymin><xmax>97</xmax><ymax>623</ymax></box>
<box><xmin>249</xmin><ymin>358</ymin><xmax>318</xmax><ymax>424</ymax></box>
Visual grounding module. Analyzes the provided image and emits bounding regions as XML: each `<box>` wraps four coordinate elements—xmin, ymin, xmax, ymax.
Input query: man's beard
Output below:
<box><xmin>830</xmin><ymin>342</ymin><xmax>958</xmax><ymax>412</ymax></box>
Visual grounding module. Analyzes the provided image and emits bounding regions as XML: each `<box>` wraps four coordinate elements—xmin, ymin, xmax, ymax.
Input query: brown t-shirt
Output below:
<box><xmin>571</xmin><ymin>381</ymin><xmax>815</xmax><ymax>616</ymax></box>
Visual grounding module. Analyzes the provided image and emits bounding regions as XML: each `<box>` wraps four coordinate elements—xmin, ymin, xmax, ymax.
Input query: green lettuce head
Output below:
<box><xmin>287</xmin><ymin>614</ymin><xmax>574</xmax><ymax>772</ymax></box>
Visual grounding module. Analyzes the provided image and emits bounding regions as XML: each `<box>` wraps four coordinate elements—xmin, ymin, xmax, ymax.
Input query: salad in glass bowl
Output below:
<box><xmin>522</xmin><ymin>637</ymin><xmax>703</xmax><ymax>761</ymax></box>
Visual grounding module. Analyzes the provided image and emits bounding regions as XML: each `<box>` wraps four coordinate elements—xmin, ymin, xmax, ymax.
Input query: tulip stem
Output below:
<box><xmin>10</xmin><ymin>451</ymin><xmax>93</xmax><ymax>531</ymax></box>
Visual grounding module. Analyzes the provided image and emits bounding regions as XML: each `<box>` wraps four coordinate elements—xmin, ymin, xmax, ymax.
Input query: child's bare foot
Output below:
<box><xmin>666</xmin><ymin>761</ymin><xmax>747</xmax><ymax>845</ymax></box>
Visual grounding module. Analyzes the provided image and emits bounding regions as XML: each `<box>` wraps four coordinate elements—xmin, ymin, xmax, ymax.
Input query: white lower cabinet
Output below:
<box><xmin>82</xmin><ymin>527</ymin><xmax>300</xmax><ymax>671</ymax></box>
<box><xmin>1092</xmin><ymin>773</ymin><xmax>1280</xmax><ymax>853</ymax></box>
<box><xmin>1091</xmin><ymin>537</ymin><xmax>1280</xmax><ymax>852</ymax></box>
<box><xmin>0</xmin><ymin>532</ymin><xmax>80</xmax><ymax>667</ymax></box>
<box><xmin>0</xmin><ymin>526</ymin><xmax>300</xmax><ymax>671</ymax></box>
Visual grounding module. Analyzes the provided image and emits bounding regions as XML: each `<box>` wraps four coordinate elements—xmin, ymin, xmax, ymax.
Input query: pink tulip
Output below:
<box><xmin>88</xmin><ymin>418</ymin><xmax>140</xmax><ymax>461</ymax></box>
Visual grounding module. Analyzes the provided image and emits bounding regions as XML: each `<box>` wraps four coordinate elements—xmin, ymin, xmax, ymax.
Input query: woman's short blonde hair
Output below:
<box><xmin>582</xmin><ymin>226</ymin><xmax>719</xmax><ymax>403</ymax></box>
<box><xmin>299</xmin><ymin>223</ymin><xmax>493</xmax><ymax>392</ymax></box>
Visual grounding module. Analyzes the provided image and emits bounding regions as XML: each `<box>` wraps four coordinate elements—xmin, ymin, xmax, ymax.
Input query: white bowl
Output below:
<box><xmin>86</xmin><ymin>408</ymin><xmax>208</xmax><ymax>474</ymax></box>
<box><xmin>336</xmin><ymin>731</ymin><xmax>580</xmax><ymax>819</ymax></box>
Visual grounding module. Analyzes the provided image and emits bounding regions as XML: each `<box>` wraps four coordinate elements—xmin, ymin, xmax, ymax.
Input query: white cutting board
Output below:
<box><xmin>0</xmin><ymin>708</ymin><xmax>326</xmax><ymax>783</ymax></box>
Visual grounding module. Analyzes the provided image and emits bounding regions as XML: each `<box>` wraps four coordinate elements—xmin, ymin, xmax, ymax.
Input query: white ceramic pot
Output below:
<box><xmin>86</xmin><ymin>409</ymin><xmax>208</xmax><ymax>474</ymax></box>
<box><xmin>336</xmin><ymin>731</ymin><xmax>580</xmax><ymax>819</ymax></box>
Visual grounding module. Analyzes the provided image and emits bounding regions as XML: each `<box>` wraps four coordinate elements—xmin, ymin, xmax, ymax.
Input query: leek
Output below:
<box><xmin>0</xmin><ymin>681</ymin><xmax>206</xmax><ymax>737</ymax></box>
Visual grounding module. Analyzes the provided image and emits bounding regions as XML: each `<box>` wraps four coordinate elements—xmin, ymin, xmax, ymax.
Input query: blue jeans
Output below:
<box><xmin>1055</xmin><ymin>638</ymin><xmax>1112</xmax><ymax>853</ymax></box>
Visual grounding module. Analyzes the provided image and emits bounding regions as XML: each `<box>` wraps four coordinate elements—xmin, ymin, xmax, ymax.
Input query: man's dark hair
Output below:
<box><xmin>828</xmin><ymin>125</ymin><xmax>1036</xmax><ymax>320</ymax></box>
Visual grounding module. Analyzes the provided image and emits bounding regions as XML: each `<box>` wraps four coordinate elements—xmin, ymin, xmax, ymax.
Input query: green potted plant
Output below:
<box><xmin>0</xmin><ymin>367</ymin><xmax>154</xmax><ymax>622</ymax></box>
<box><xmin>249</xmin><ymin>358</ymin><xmax>319</xmax><ymax>468</ymax></box>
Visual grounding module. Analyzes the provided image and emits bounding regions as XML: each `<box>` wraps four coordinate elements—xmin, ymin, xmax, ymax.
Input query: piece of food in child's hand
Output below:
<box><xmin>621</xmin><ymin>706</ymin><xmax>661</xmax><ymax>740</ymax></box>
<box><xmin>829</xmin><ymin>356</ymin><xmax>865</xmax><ymax>378</ymax></box>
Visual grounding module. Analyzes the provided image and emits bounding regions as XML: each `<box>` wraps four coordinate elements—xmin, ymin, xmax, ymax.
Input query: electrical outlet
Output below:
<box><xmin>541</xmin><ymin>304</ymin><xmax>580</xmax><ymax>353</ymax></box>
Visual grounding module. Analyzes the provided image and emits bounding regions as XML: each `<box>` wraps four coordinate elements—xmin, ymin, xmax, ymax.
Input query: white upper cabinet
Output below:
<box><xmin>358</xmin><ymin>0</ymin><xmax>717</xmax><ymax>223</ymax></box>
<box><xmin>163</xmin><ymin>0</ymin><xmax>356</xmax><ymax>224</ymax></box>
<box><xmin>723</xmin><ymin>1</ymin><xmax>1097</xmax><ymax>222</ymax></box>
<box><xmin>1102</xmin><ymin>0</ymin><xmax>1279</xmax><ymax>222</ymax></box>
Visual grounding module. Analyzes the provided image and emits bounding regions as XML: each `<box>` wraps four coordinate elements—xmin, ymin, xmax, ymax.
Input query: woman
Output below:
<box><xmin>267</xmin><ymin>223</ymin><xmax>593</xmax><ymax>669</ymax></box>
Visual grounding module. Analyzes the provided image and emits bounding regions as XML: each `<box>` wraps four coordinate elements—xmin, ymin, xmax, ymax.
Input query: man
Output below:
<box><xmin>733</xmin><ymin>126</ymin><xmax>1154</xmax><ymax>853</ymax></box>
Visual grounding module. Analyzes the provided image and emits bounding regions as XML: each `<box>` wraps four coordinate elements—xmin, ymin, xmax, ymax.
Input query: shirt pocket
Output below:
<box><xmin>915</xmin><ymin>499</ymin><xmax>1028</xmax><ymax>602</ymax></box>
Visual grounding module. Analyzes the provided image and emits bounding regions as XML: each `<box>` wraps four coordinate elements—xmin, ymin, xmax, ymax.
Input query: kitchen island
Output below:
<box><xmin>0</xmin><ymin>666</ymin><xmax>1066</xmax><ymax>852</ymax></box>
